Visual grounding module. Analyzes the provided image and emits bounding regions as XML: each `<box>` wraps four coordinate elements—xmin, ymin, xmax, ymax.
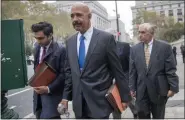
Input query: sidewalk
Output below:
<box><xmin>121</xmin><ymin>89</ymin><xmax>184</xmax><ymax>119</ymax></box>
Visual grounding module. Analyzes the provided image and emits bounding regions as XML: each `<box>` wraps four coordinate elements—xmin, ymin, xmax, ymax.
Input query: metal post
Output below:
<box><xmin>115</xmin><ymin>0</ymin><xmax>120</xmax><ymax>41</ymax></box>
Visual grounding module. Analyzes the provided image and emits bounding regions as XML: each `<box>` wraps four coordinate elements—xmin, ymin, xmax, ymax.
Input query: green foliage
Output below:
<box><xmin>132</xmin><ymin>10</ymin><xmax>184</xmax><ymax>42</ymax></box>
<box><xmin>2</xmin><ymin>1</ymin><xmax>75</xmax><ymax>43</ymax></box>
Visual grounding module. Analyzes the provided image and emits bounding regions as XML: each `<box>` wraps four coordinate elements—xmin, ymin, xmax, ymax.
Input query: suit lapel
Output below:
<box><xmin>71</xmin><ymin>33</ymin><xmax>81</xmax><ymax>75</ymax></box>
<box><xmin>139</xmin><ymin>43</ymin><xmax>147</xmax><ymax>72</ymax></box>
<box><xmin>147</xmin><ymin>40</ymin><xmax>158</xmax><ymax>73</ymax></box>
<box><xmin>81</xmin><ymin>28</ymin><xmax>100</xmax><ymax>75</ymax></box>
<box><xmin>34</xmin><ymin>44</ymin><xmax>40</xmax><ymax>67</ymax></box>
<box><xmin>43</xmin><ymin>41</ymin><xmax>54</xmax><ymax>60</ymax></box>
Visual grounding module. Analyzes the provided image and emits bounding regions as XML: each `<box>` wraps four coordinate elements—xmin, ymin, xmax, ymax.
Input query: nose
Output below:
<box><xmin>72</xmin><ymin>15</ymin><xmax>78</xmax><ymax>22</ymax></box>
<box><xmin>139</xmin><ymin>33</ymin><xmax>142</xmax><ymax>38</ymax></box>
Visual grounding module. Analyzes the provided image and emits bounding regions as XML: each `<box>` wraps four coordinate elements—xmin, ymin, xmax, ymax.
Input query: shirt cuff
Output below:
<box><xmin>47</xmin><ymin>86</ymin><xmax>50</xmax><ymax>93</ymax></box>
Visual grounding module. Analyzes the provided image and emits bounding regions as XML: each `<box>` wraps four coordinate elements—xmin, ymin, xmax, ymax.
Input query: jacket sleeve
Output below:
<box><xmin>106</xmin><ymin>35</ymin><xmax>131</xmax><ymax>103</ymax></box>
<box><xmin>129</xmin><ymin>47</ymin><xmax>137</xmax><ymax>92</ymax></box>
<box><xmin>48</xmin><ymin>47</ymin><xmax>66</xmax><ymax>93</ymax></box>
<box><xmin>62</xmin><ymin>44</ymin><xmax>73</xmax><ymax>101</ymax></box>
<box><xmin>165</xmin><ymin>44</ymin><xmax>179</xmax><ymax>93</ymax></box>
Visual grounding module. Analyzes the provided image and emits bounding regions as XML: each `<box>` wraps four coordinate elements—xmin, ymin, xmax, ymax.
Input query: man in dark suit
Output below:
<box><xmin>31</xmin><ymin>22</ymin><xmax>66</xmax><ymax>119</ymax></box>
<box><xmin>115</xmin><ymin>41</ymin><xmax>138</xmax><ymax>119</ymax></box>
<box><xmin>60</xmin><ymin>3</ymin><xmax>131</xmax><ymax>119</ymax></box>
<box><xmin>117</xmin><ymin>41</ymin><xmax>130</xmax><ymax>76</ymax></box>
<box><xmin>129</xmin><ymin>23</ymin><xmax>179</xmax><ymax>119</ymax></box>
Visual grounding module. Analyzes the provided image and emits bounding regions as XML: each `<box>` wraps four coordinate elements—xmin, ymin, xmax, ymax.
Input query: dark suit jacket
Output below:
<box><xmin>63</xmin><ymin>28</ymin><xmax>131</xmax><ymax>118</ymax></box>
<box><xmin>33</xmin><ymin>40</ymin><xmax>66</xmax><ymax>118</ymax></box>
<box><xmin>129</xmin><ymin>40</ymin><xmax>179</xmax><ymax>104</ymax></box>
<box><xmin>117</xmin><ymin>41</ymin><xmax>130</xmax><ymax>80</ymax></box>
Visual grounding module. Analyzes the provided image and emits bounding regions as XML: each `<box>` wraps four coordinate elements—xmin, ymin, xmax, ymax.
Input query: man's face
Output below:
<box><xmin>34</xmin><ymin>31</ymin><xmax>50</xmax><ymax>46</ymax></box>
<box><xmin>70</xmin><ymin>6</ymin><xmax>90</xmax><ymax>33</ymax></box>
<box><xmin>138</xmin><ymin>26</ymin><xmax>153</xmax><ymax>43</ymax></box>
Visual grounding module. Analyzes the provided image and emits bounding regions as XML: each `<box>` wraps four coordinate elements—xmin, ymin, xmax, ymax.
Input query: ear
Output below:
<box><xmin>48</xmin><ymin>33</ymin><xmax>53</xmax><ymax>39</ymax></box>
<box><xmin>88</xmin><ymin>13</ymin><xmax>92</xmax><ymax>19</ymax></box>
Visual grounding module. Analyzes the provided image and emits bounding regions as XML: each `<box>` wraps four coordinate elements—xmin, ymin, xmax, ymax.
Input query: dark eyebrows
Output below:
<box><xmin>138</xmin><ymin>31</ymin><xmax>146</xmax><ymax>34</ymax></box>
<box><xmin>71</xmin><ymin>12</ymin><xmax>83</xmax><ymax>18</ymax></box>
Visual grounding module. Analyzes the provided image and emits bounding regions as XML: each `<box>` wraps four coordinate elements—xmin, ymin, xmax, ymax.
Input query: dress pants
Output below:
<box><xmin>137</xmin><ymin>89</ymin><xmax>168</xmax><ymax>119</ymax></box>
<box><xmin>35</xmin><ymin>109</ymin><xmax>60</xmax><ymax>119</ymax></box>
<box><xmin>75</xmin><ymin>94</ymin><xmax>110</xmax><ymax>119</ymax></box>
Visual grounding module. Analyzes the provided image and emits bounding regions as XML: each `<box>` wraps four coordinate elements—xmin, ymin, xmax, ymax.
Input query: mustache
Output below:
<box><xmin>73</xmin><ymin>21</ymin><xmax>82</xmax><ymax>26</ymax></box>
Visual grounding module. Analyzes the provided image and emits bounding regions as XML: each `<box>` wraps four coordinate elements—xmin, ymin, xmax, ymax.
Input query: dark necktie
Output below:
<box><xmin>78</xmin><ymin>35</ymin><xmax>85</xmax><ymax>70</ymax></box>
<box><xmin>41</xmin><ymin>46</ymin><xmax>46</xmax><ymax>63</ymax></box>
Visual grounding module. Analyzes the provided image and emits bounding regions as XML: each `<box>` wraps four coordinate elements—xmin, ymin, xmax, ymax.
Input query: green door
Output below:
<box><xmin>1</xmin><ymin>19</ymin><xmax>28</xmax><ymax>91</ymax></box>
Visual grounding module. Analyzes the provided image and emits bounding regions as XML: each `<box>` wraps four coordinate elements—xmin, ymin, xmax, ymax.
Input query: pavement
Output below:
<box><xmin>6</xmin><ymin>46</ymin><xmax>184</xmax><ymax>119</ymax></box>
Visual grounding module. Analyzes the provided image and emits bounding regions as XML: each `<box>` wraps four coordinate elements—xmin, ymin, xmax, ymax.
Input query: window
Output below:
<box><xmin>177</xmin><ymin>9</ymin><xmax>182</xmax><ymax>15</ymax></box>
<box><xmin>168</xmin><ymin>10</ymin><xmax>173</xmax><ymax>16</ymax></box>
<box><xmin>152</xmin><ymin>6</ymin><xmax>155</xmax><ymax>10</ymax></box>
<box><xmin>178</xmin><ymin>3</ymin><xmax>181</xmax><ymax>7</ymax></box>
<box><xmin>160</xmin><ymin>11</ymin><xmax>165</xmax><ymax>16</ymax></box>
<box><xmin>178</xmin><ymin>18</ymin><xmax>183</xmax><ymax>22</ymax></box>
<box><xmin>169</xmin><ymin>4</ymin><xmax>172</xmax><ymax>8</ymax></box>
<box><xmin>161</xmin><ymin>5</ymin><xmax>163</xmax><ymax>9</ymax></box>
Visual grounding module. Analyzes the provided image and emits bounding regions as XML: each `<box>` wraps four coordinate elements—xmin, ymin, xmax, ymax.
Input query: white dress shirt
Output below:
<box><xmin>77</xmin><ymin>25</ymin><xmax>94</xmax><ymax>57</ymax></box>
<box><xmin>145</xmin><ymin>38</ymin><xmax>153</xmax><ymax>54</ymax></box>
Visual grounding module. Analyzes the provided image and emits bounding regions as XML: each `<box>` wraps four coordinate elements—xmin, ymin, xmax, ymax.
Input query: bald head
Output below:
<box><xmin>70</xmin><ymin>2</ymin><xmax>92</xmax><ymax>34</ymax></box>
<box><xmin>71</xmin><ymin>2</ymin><xmax>91</xmax><ymax>14</ymax></box>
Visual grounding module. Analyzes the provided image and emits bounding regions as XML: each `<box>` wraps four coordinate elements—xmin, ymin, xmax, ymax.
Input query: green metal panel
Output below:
<box><xmin>1</xmin><ymin>19</ymin><xmax>28</xmax><ymax>91</ymax></box>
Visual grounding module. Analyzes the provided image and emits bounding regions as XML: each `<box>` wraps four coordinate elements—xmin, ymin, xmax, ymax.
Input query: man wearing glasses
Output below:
<box><xmin>31</xmin><ymin>22</ymin><xmax>66</xmax><ymax>119</ymax></box>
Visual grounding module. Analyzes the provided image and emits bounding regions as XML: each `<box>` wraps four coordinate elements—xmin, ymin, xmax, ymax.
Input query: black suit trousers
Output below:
<box><xmin>137</xmin><ymin>88</ymin><xmax>168</xmax><ymax>119</ymax></box>
<box><xmin>75</xmin><ymin>94</ymin><xmax>110</xmax><ymax>119</ymax></box>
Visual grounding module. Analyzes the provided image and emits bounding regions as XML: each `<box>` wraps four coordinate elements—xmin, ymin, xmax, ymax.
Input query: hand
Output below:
<box><xmin>60</xmin><ymin>100</ymin><xmax>68</xmax><ymax>110</ymax></box>
<box><xmin>122</xmin><ymin>102</ymin><xmax>128</xmax><ymax>111</ymax></box>
<box><xmin>33</xmin><ymin>86</ymin><xmax>49</xmax><ymax>94</ymax></box>
<box><xmin>167</xmin><ymin>90</ymin><xmax>175</xmax><ymax>97</ymax></box>
<box><xmin>130</xmin><ymin>91</ymin><xmax>136</xmax><ymax>97</ymax></box>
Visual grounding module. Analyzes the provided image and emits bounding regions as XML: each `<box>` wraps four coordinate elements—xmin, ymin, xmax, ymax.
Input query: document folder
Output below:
<box><xmin>28</xmin><ymin>62</ymin><xmax>56</xmax><ymax>87</ymax></box>
<box><xmin>105</xmin><ymin>84</ymin><xmax>123</xmax><ymax>113</ymax></box>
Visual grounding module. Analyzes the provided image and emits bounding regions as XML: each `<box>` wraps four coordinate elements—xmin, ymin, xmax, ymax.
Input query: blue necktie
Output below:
<box><xmin>79</xmin><ymin>35</ymin><xmax>85</xmax><ymax>70</ymax></box>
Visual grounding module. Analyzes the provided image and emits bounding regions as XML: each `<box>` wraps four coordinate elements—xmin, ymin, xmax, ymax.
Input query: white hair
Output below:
<box><xmin>139</xmin><ymin>23</ymin><xmax>157</xmax><ymax>35</ymax></box>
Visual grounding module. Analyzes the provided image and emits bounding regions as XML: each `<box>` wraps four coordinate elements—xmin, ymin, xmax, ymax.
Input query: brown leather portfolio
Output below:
<box><xmin>105</xmin><ymin>84</ymin><xmax>123</xmax><ymax>113</ymax></box>
<box><xmin>28</xmin><ymin>62</ymin><xmax>56</xmax><ymax>87</ymax></box>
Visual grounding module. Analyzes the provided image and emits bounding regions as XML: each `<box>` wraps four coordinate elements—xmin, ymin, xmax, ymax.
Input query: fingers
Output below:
<box><xmin>61</xmin><ymin>100</ymin><xmax>68</xmax><ymax>109</ymax></box>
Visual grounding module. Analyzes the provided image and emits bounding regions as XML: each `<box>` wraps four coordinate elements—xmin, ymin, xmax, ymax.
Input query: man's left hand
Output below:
<box><xmin>167</xmin><ymin>90</ymin><xmax>175</xmax><ymax>97</ymax></box>
<box><xmin>33</xmin><ymin>86</ymin><xmax>49</xmax><ymax>94</ymax></box>
<box><xmin>122</xmin><ymin>102</ymin><xmax>128</xmax><ymax>111</ymax></box>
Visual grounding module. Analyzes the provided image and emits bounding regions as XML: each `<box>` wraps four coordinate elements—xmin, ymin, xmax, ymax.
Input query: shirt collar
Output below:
<box><xmin>42</xmin><ymin>40</ymin><xmax>52</xmax><ymax>50</ymax></box>
<box><xmin>78</xmin><ymin>25</ymin><xmax>93</xmax><ymax>41</ymax></box>
<box><xmin>148</xmin><ymin>38</ymin><xmax>153</xmax><ymax>46</ymax></box>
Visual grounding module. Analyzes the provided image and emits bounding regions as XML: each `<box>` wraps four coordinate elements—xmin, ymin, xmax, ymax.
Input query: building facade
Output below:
<box><xmin>132</xmin><ymin>1</ymin><xmax>184</xmax><ymax>23</ymax></box>
<box><xmin>131</xmin><ymin>1</ymin><xmax>184</xmax><ymax>37</ymax></box>
<box><xmin>108</xmin><ymin>16</ymin><xmax>130</xmax><ymax>43</ymax></box>
<box><xmin>53</xmin><ymin>1</ymin><xmax>110</xmax><ymax>30</ymax></box>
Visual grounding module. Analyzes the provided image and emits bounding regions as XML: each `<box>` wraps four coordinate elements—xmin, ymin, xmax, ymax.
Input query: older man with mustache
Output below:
<box><xmin>59</xmin><ymin>2</ymin><xmax>131</xmax><ymax>119</ymax></box>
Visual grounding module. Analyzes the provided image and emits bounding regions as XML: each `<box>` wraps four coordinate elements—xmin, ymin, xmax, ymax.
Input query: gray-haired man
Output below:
<box><xmin>129</xmin><ymin>23</ymin><xmax>179</xmax><ymax>119</ymax></box>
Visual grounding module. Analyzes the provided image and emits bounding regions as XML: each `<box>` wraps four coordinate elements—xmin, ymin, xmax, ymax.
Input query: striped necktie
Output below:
<box><xmin>144</xmin><ymin>43</ymin><xmax>150</xmax><ymax>68</ymax></box>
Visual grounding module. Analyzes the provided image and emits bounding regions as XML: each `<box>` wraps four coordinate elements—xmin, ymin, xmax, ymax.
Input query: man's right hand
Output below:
<box><xmin>60</xmin><ymin>99</ymin><xmax>68</xmax><ymax>110</ymax></box>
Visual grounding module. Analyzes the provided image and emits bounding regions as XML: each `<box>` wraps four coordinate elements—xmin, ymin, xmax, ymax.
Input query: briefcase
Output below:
<box><xmin>105</xmin><ymin>84</ymin><xmax>123</xmax><ymax>113</ymax></box>
<box><xmin>27</xmin><ymin>62</ymin><xmax>56</xmax><ymax>87</ymax></box>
